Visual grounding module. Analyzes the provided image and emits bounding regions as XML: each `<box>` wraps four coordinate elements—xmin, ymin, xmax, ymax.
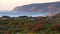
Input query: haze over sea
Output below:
<box><xmin>0</xmin><ymin>10</ymin><xmax>48</xmax><ymax>17</ymax></box>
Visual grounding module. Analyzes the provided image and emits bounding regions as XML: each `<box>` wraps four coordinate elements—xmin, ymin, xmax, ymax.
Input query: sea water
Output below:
<box><xmin>0</xmin><ymin>10</ymin><xmax>49</xmax><ymax>17</ymax></box>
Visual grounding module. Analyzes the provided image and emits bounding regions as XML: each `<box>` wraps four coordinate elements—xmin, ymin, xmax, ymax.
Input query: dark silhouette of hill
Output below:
<box><xmin>13</xmin><ymin>1</ymin><xmax>60</xmax><ymax>16</ymax></box>
<box><xmin>13</xmin><ymin>1</ymin><xmax>60</xmax><ymax>13</ymax></box>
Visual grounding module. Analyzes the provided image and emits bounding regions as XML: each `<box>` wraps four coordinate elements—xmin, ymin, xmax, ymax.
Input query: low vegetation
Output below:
<box><xmin>0</xmin><ymin>13</ymin><xmax>60</xmax><ymax>34</ymax></box>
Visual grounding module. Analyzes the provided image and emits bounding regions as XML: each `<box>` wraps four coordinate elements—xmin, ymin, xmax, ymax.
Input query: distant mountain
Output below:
<box><xmin>13</xmin><ymin>1</ymin><xmax>60</xmax><ymax>12</ymax></box>
<box><xmin>13</xmin><ymin>1</ymin><xmax>60</xmax><ymax>16</ymax></box>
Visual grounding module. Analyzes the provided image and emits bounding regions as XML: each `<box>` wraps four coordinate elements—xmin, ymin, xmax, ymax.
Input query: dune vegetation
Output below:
<box><xmin>0</xmin><ymin>13</ymin><xmax>60</xmax><ymax>34</ymax></box>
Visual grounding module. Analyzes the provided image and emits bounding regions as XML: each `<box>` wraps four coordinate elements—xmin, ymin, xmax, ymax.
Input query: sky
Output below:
<box><xmin>0</xmin><ymin>0</ymin><xmax>60</xmax><ymax>10</ymax></box>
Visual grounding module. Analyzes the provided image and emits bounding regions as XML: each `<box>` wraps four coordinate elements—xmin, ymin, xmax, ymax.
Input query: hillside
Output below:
<box><xmin>13</xmin><ymin>1</ymin><xmax>60</xmax><ymax>13</ymax></box>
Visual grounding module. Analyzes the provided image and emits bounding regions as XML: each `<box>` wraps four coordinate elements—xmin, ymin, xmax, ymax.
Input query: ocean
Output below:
<box><xmin>0</xmin><ymin>10</ymin><xmax>48</xmax><ymax>17</ymax></box>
